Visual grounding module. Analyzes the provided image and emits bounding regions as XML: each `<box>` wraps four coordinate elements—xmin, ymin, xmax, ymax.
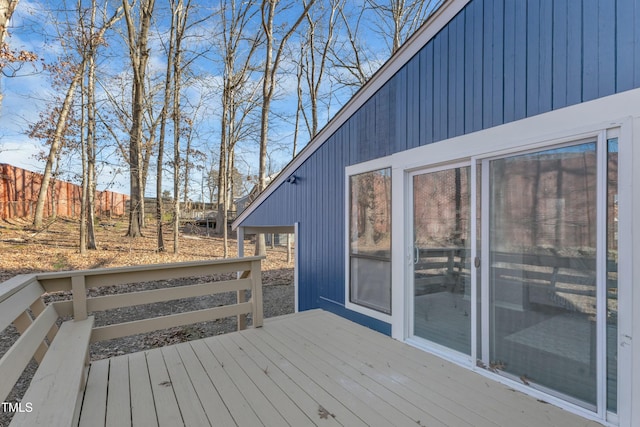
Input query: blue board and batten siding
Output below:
<box><xmin>240</xmin><ymin>0</ymin><xmax>640</xmax><ymax>333</ymax></box>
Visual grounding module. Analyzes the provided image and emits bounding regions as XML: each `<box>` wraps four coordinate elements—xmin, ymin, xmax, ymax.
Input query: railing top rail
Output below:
<box><xmin>1</xmin><ymin>256</ymin><xmax>266</xmax><ymax>298</ymax></box>
<box><xmin>34</xmin><ymin>256</ymin><xmax>265</xmax><ymax>280</ymax></box>
<box><xmin>0</xmin><ymin>274</ymin><xmax>39</xmax><ymax>303</ymax></box>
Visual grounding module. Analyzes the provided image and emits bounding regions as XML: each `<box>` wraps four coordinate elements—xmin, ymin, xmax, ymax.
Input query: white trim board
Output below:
<box><xmin>232</xmin><ymin>0</ymin><xmax>471</xmax><ymax>231</ymax></box>
<box><xmin>344</xmin><ymin>158</ymin><xmax>394</xmax><ymax>323</ymax></box>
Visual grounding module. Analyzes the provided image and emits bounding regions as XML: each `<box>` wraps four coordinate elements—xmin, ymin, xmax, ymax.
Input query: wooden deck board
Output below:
<box><xmin>201</xmin><ymin>336</ymin><xmax>289</xmax><ymax>427</ymax></box>
<box><xmin>262</xmin><ymin>321</ymin><xmax>441</xmax><ymax>427</ymax></box>
<box><xmin>173</xmin><ymin>342</ymin><xmax>236</xmax><ymax>426</ymax></box>
<box><xmin>105</xmin><ymin>355</ymin><xmax>132</xmax><ymax>427</ymax></box>
<box><xmin>279</xmin><ymin>315</ymin><xmax>478</xmax><ymax>427</ymax></box>
<box><xmin>226</xmin><ymin>332</ymin><xmax>345</xmax><ymax>427</ymax></box>
<box><xmin>129</xmin><ymin>351</ymin><xmax>159</xmax><ymax>427</ymax></box>
<box><xmin>79</xmin><ymin>358</ymin><xmax>109</xmax><ymax>427</ymax></box>
<box><xmin>230</xmin><ymin>330</ymin><xmax>366</xmax><ymax>427</ymax></box>
<box><xmin>313</xmin><ymin>310</ymin><xmax>603</xmax><ymax>427</ymax></box>
<box><xmin>292</xmin><ymin>311</ymin><xmax>517</xmax><ymax>427</ymax></box>
<box><xmin>189</xmin><ymin>339</ymin><xmax>262</xmax><ymax>426</ymax></box>
<box><xmin>311</xmin><ymin>310</ymin><xmax>560</xmax><ymax>427</ymax></box>
<box><xmin>216</xmin><ymin>333</ymin><xmax>315</xmax><ymax>426</ymax></box>
<box><xmin>243</xmin><ymin>327</ymin><xmax>419</xmax><ymax>427</ymax></box>
<box><xmin>145</xmin><ymin>348</ymin><xmax>183</xmax><ymax>427</ymax></box>
<box><xmin>160</xmin><ymin>345</ymin><xmax>211</xmax><ymax>426</ymax></box>
<box><xmin>77</xmin><ymin>309</ymin><xmax>604</xmax><ymax>427</ymax></box>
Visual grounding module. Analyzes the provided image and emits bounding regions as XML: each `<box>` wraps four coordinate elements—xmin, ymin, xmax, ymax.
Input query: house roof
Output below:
<box><xmin>233</xmin><ymin>0</ymin><xmax>470</xmax><ymax>230</ymax></box>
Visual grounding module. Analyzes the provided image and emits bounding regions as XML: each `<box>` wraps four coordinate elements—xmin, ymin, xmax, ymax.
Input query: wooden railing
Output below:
<box><xmin>0</xmin><ymin>256</ymin><xmax>264</xmax><ymax>407</ymax></box>
<box><xmin>40</xmin><ymin>256</ymin><xmax>265</xmax><ymax>340</ymax></box>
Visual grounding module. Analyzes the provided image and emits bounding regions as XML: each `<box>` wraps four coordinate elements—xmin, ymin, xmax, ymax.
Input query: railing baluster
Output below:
<box><xmin>250</xmin><ymin>259</ymin><xmax>263</xmax><ymax>328</ymax></box>
<box><xmin>71</xmin><ymin>275</ymin><xmax>88</xmax><ymax>321</ymax></box>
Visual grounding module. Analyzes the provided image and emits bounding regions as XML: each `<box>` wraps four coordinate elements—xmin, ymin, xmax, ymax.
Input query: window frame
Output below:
<box><xmin>345</xmin><ymin>156</ymin><xmax>394</xmax><ymax>322</ymax></box>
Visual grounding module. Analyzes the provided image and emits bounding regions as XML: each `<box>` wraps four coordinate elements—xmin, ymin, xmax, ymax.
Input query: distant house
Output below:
<box><xmin>233</xmin><ymin>1</ymin><xmax>640</xmax><ymax>425</ymax></box>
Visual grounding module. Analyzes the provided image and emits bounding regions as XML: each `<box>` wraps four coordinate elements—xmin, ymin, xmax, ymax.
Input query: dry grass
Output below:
<box><xmin>0</xmin><ymin>216</ymin><xmax>294</xmax><ymax>284</ymax></box>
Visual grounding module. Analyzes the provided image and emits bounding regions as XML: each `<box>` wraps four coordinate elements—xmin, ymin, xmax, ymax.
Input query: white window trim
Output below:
<box><xmin>344</xmin><ymin>156</ymin><xmax>394</xmax><ymax>323</ymax></box>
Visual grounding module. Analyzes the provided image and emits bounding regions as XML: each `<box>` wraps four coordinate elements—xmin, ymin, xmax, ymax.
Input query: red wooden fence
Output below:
<box><xmin>0</xmin><ymin>163</ymin><xmax>129</xmax><ymax>220</ymax></box>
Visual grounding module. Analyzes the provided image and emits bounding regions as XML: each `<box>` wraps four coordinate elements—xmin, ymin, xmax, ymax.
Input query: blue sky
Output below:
<box><xmin>0</xmin><ymin>0</ymin><xmax>415</xmax><ymax>199</ymax></box>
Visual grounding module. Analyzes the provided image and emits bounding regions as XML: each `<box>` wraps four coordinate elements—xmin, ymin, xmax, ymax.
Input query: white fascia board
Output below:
<box><xmin>232</xmin><ymin>0</ymin><xmax>471</xmax><ymax>230</ymax></box>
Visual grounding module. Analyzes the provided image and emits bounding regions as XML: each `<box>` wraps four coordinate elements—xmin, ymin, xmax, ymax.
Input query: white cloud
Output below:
<box><xmin>0</xmin><ymin>138</ymin><xmax>43</xmax><ymax>172</ymax></box>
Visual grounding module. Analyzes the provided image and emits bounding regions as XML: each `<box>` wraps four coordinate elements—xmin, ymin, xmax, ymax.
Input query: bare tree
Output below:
<box><xmin>80</xmin><ymin>0</ymin><xmax>122</xmax><ymax>251</ymax></box>
<box><xmin>32</xmin><ymin>5</ymin><xmax>122</xmax><ymax>229</ymax></box>
<box><xmin>155</xmin><ymin>5</ymin><xmax>177</xmax><ymax>253</ymax></box>
<box><xmin>256</xmin><ymin>0</ymin><xmax>315</xmax><ymax>255</ymax></box>
<box><xmin>215</xmin><ymin>0</ymin><xmax>262</xmax><ymax>257</ymax></box>
<box><xmin>329</xmin><ymin>4</ymin><xmax>372</xmax><ymax>89</ymax></box>
<box><xmin>122</xmin><ymin>0</ymin><xmax>155</xmax><ymax>237</ymax></box>
<box><xmin>365</xmin><ymin>0</ymin><xmax>441</xmax><ymax>55</ymax></box>
<box><xmin>32</xmin><ymin>63</ymin><xmax>84</xmax><ymax>228</ymax></box>
<box><xmin>258</xmin><ymin>0</ymin><xmax>314</xmax><ymax>191</ymax></box>
<box><xmin>0</xmin><ymin>0</ymin><xmax>20</xmax><ymax>108</ymax></box>
<box><xmin>0</xmin><ymin>0</ymin><xmax>17</xmax><ymax>46</ymax></box>
<box><xmin>292</xmin><ymin>0</ymin><xmax>340</xmax><ymax>155</ymax></box>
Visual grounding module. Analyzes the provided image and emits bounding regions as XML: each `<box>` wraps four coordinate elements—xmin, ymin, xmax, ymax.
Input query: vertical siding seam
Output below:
<box><xmin>549</xmin><ymin>0</ymin><xmax>555</xmax><ymax>112</ymax></box>
<box><xmin>500</xmin><ymin>0</ymin><xmax>506</xmax><ymax>125</ymax></box>
<box><xmin>524</xmin><ymin>0</ymin><xmax>529</xmax><ymax>118</ymax></box>
<box><xmin>581</xmin><ymin>1</ymin><xmax>585</xmax><ymax>102</ymax></box>
<box><xmin>611</xmin><ymin>0</ymin><xmax>617</xmax><ymax>93</ymax></box>
<box><xmin>479</xmin><ymin>1</ymin><xmax>487</xmax><ymax>129</ymax></box>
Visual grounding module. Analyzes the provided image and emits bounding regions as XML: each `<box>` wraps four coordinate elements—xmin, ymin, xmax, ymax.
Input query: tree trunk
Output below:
<box><xmin>156</xmin><ymin>0</ymin><xmax>177</xmax><ymax>254</ymax></box>
<box><xmin>123</xmin><ymin>0</ymin><xmax>155</xmax><ymax>238</ymax></box>
<box><xmin>33</xmin><ymin>65</ymin><xmax>83</xmax><ymax>228</ymax></box>
<box><xmin>86</xmin><ymin>6</ymin><xmax>98</xmax><ymax>249</ymax></box>
<box><xmin>0</xmin><ymin>0</ymin><xmax>20</xmax><ymax>110</ymax></box>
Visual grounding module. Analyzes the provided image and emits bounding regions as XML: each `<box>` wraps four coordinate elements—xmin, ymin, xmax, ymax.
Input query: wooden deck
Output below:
<box><xmin>76</xmin><ymin>310</ymin><xmax>603</xmax><ymax>427</ymax></box>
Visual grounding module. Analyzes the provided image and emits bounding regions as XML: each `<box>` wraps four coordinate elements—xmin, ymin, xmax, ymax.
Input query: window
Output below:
<box><xmin>349</xmin><ymin>168</ymin><xmax>392</xmax><ymax>314</ymax></box>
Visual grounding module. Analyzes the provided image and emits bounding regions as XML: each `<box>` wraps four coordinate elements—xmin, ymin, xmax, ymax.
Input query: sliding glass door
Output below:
<box><xmin>408</xmin><ymin>135</ymin><xmax>618</xmax><ymax>417</ymax></box>
<box><xmin>411</xmin><ymin>165</ymin><xmax>471</xmax><ymax>355</ymax></box>
<box><xmin>487</xmin><ymin>142</ymin><xmax>598</xmax><ymax>406</ymax></box>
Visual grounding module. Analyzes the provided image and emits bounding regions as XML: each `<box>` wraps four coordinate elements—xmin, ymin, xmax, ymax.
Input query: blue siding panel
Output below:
<box><xmin>539</xmin><ymin>0</ymin><xmax>553</xmax><ymax>113</ymax></box>
<box><xmin>566</xmin><ymin>0</ymin><xmax>583</xmax><ymax>105</ymax></box>
<box><xmin>552</xmin><ymin>0</ymin><xmax>568</xmax><ymax>109</ymax></box>
<box><xmin>432</xmin><ymin>30</ymin><xmax>446</xmax><ymax>142</ymax></box>
<box><xmin>513</xmin><ymin>1</ymin><xmax>528</xmax><ymax>121</ymax></box>
<box><xmin>583</xmin><ymin>0</ymin><xmax>599</xmax><ymax>101</ymax></box>
<box><xmin>240</xmin><ymin>0</ymin><xmax>640</xmax><ymax>329</ymax></box>
<box><xmin>503</xmin><ymin>0</ymin><xmax>516</xmax><ymax>123</ymax></box>
<box><xmin>396</xmin><ymin>68</ymin><xmax>408</xmax><ymax>151</ymax></box>
<box><xmin>421</xmin><ymin>43</ymin><xmax>435</xmax><ymax>144</ymax></box>
<box><xmin>527</xmin><ymin>0</ymin><xmax>541</xmax><ymax>116</ymax></box>
<box><xmin>616</xmin><ymin>0</ymin><xmax>635</xmax><ymax>91</ymax></box>
<box><xmin>598</xmin><ymin>0</ymin><xmax>616</xmax><ymax>98</ymax></box>
<box><xmin>482</xmin><ymin>0</ymin><xmax>505</xmax><ymax>128</ymax></box>
<box><xmin>464</xmin><ymin>0</ymin><xmax>483</xmax><ymax>132</ymax></box>
<box><xmin>448</xmin><ymin>13</ymin><xmax>465</xmax><ymax>138</ymax></box>
<box><xmin>406</xmin><ymin>58</ymin><xmax>421</xmax><ymax>149</ymax></box>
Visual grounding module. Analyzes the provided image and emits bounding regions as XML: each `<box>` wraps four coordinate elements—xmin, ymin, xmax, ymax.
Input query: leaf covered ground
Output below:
<box><xmin>0</xmin><ymin>216</ymin><xmax>294</xmax><ymax>285</ymax></box>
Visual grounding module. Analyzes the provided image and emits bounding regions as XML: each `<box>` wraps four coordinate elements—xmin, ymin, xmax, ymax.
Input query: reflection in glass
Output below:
<box><xmin>489</xmin><ymin>143</ymin><xmax>597</xmax><ymax>408</ymax></box>
<box><xmin>349</xmin><ymin>168</ymin><xmax>392</xmax><ymax>314</ymax></box>
<box><xmin>413</xmin><ymin>166</ymin><xmax>471</xmax><ymax>355</ymax></box>
<box><xmin>607</xmin><ymin>138</ymin><xmax>618</xmax><ymax>413</ymax></box>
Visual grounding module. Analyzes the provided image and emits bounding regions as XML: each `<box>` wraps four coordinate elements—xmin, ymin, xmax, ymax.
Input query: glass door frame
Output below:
<box><xmin>475</xmin><ymin>130</ymin><xmax>618</xmax><ymax>420</ymax></box>
<box><xmin>404</xmin><ymin>129</ymin><xmax>619</xmax><ymax>421</ymax></box>
<box><xmin>406</xmin><ymin>160</ymin><xmax>474</xmax><ymax>365</ymax></box>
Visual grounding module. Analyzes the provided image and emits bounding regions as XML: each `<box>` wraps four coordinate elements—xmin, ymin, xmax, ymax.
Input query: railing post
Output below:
<box><xmin>237</xmin><ymin>284</ymin><xmax>247</xmax><ymax>332</ymax></box>
<box><xmin>71</xmin><ymin>275</ymin><xmax>88</xmax><ymax>321</ymax></box>
<box><xmin>250</xmin><ymin>259</ymin><xmax>263</xmax><ymax>328</ymax></box>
